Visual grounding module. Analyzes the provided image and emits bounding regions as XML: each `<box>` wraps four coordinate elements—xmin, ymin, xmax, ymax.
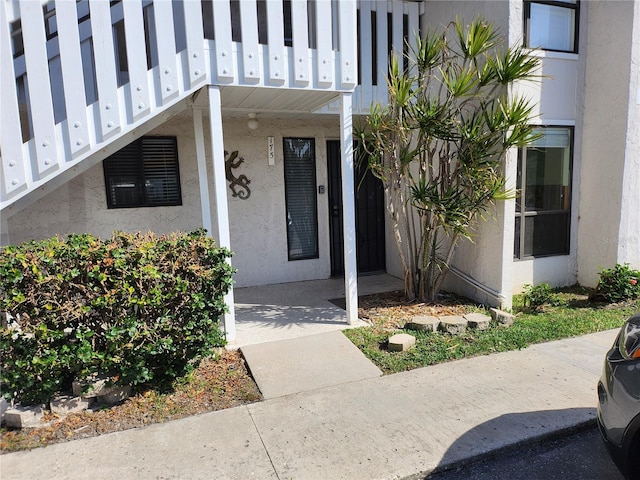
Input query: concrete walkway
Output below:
<box><xmin>241</xmin><ymin>330</ymin><xmax>382</xmax><ymax>399</ymax></box>
<box><xmin>230</xmin><ymin>274</ymin><xmax>405</xmax><ymax>348</ymax></box>
<box><xmin>1</xmin><ymin>329</ymin><xmax>617</xmax><ymax>480</ymax></box>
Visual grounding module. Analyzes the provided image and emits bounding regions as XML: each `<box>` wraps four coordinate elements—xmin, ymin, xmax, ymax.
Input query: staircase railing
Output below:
<box><xmin>1</xmin><ymin>0</ymin><xmax>358</xmax><ymax>212</ymax></box>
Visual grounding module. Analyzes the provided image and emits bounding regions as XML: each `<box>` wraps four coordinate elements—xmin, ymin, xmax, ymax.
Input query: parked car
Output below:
<box><xmin>598</xmin><ymin>313</ymin><xmax>640</xmax><ymax>480</ymax></box>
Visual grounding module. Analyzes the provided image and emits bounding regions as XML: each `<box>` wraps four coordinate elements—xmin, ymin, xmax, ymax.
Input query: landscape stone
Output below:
<box><xmin>1</xmin><ymin>397</ymin><xmax>9</xmax><ymax>422</ymax></box>
<box><xmin>464</xmin><ymin>312</ymin><xmax>491</xmax><ymax>330</ymax></box>
<box><xmin>405</xmin><ymin>315</ymin><xmax>440</xmax><ymax>332</ymax></box>
<box><xmin>490</xmin><ymin>308</ymin><xmax>515</xmax><ymax>326</ymax></box>
<box><xmin>97</xmin><ymin>386</ymin><xmax>132</xmax><ymax>406</ymax></box>
<box><xmin>73</xmin><ymin>376</ymin><xmax>109</xmax><ymax>398</ymax></box>
<box><xmin>4</xmin><ymin>405</ymin><xmax>45</xmax><ymax>429</ymax></box>
<box><xmin>438</xmin><ymin>315</ymin><xmax>467</xmax><ymax>334</ymax></box>
<box><xmin>50</xmin><ymin>395</ymin><xmax>95</xmax><ymax>415</ymax></box>
<box><xmin>388</xmin><ymin>333</ymin><xmax>416</xmax><ymax>352</ymax></box>
<box><xmin>73</xmin><ymin>376</ymin><xmax>131</xmax><ymax>405</ymax></box>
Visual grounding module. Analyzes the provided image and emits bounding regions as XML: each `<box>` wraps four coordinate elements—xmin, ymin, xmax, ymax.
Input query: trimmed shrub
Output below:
<box><xmin>522</xmin><ymin>283</ymin><xmax>563</xmax><ymax>312</ymax></box>
<box><xmin>592</xmin><ymin>263</ymin><xmax>640</xmax><ymax>303</ymax></box>
<box><xmin>0</xmin><ymin>230</ymin><xmax>233</xmax><ymax>405</ymax></box>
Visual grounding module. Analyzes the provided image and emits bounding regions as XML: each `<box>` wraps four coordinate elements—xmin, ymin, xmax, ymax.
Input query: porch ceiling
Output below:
<box><xmin>192</xmin><ymin>86</ymin><xmax>342</xmax><ymax>119</ymax></box>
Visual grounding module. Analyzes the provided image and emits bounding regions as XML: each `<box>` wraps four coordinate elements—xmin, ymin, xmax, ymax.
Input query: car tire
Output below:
<box><xmin>628</xmin><ymin>432</ymin><xmax>640</xmax><ymax>480</ymax></box>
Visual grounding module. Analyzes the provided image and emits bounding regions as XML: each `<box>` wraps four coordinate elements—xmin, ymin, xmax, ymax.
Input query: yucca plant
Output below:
<box><xmin>357</xmin><ymin>18</ymin><xmax>541</xmax><ymax>301</ymax></box>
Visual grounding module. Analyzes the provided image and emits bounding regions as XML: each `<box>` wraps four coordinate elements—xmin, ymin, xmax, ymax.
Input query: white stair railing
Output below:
<box><xmin>1</xmin><ymin>0</ymin><xmax>359</xmax><ymax>212</ymax></box>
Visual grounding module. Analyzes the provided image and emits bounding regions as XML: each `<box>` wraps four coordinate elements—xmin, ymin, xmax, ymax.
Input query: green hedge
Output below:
<box><xmin>593</xmin><ymin>263</ymin><xmax>640</xmax><ymax>303</ymax></box>
<box><xmin>0</xmin><ymin>230</ymin><xmax>233</xmax><ymax>404</ymax></box>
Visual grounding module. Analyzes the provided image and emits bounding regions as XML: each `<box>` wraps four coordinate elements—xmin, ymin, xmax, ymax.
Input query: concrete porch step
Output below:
<box><xmin>240</xmin><ymin>330</ymin><xmax>382</xmax><ymax>399</ymax></box>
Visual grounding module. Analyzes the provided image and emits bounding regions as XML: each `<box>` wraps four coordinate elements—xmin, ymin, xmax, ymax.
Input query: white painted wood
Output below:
<box><xmin>339</xmin><ymin>0</ymin><xmax>357</xmax><ymax>89</ymax></box>
<box><xmin>192</xmin><ymin>107</ymin><xmax>212</xmax><ymax>236</ymax></box>
<box><xmin>212</xmin><ymin>0</ymin><xmax>234</xmax><ymax>81</ymax></box>
<box><xmin>3</xmin><ymin>98</ymin><xmax>190</xmax><ymax>215</ymax></box>
<box><xmin>340</xmin><ymin>92</ymin><xmax>358</xmax><ymax>324</ymax></box>
<box><xmin>207</xmin><ymin>86</ymin><xmax>236</xmax><ymax>341</ymax></box>
<box><xmin>20</xmin><ymin>0</ymin><xmax>57</xmax><ymax>175</ymax></box>
<box><xmin>122</xmin><ymin>0</ymin><xmax>150</xmax><ymax>121</ymax></box>
<box><xmin>90</xmin><ymin>0</ymin><xmax>121</xmax><ymax>139</ymax></box>
<box><xmin>240</xmin><ymin>0</ymin><xmax>260</xmax><ymax>83</ymax></box>
<box><xmin>391</xmin><ymin>0</ymin><xmax>403</xmax><ymax>58</ymax></box>
<box><xmin>291</xmin><ymin>0</ymin><xmax>309</xmax><ymax>85</ymax></box>
<box><xmin>55</xmin><ymin>0</ymin><xmax>90</xmax><ymax>157</ymax></box>
<box><xmin>0</xmin><ymin>3</ymin><xmax>27</xmax><ymax>196</ymax></box>
<box><xmin>315</xmin><ymin>0</ymin><xmax>333</xmax><ymax>87</ymax></box>
<box><xmin>153</xmin><ymin>0</ymin><xmax>179</xmax><ymax>103</ymax></box>
<box><xmin>405</xmin><ymin>2</ymin><xmax>420</xmax><ymax>91</ymax></box>
<box><xmin>375</xmin><ymin>0</ymin><xmax>388</xmax><ymax>94</ymax></box>
<box><xmin>406</xmin><ymin>1</ymin><xmax>420</xmax><ymax>54</ymax></box>
<box><xmin>358</xmin><ymin>1</ymin><xmax>374</xmax><ymax>109</ymax></box>
<box><xmin>266</xmin><ymin>0</ymin><xmax>285</xmax><ymax>84</ymax></box>
<box><xmin>4</xmin><ymin>0</ymin><xmax>19</xmax><ymax>23</ymax></box>
<box><xmin>182</xmin><ymin>0</ymin><xmax>206</xmax><ymax>88</ymax></box>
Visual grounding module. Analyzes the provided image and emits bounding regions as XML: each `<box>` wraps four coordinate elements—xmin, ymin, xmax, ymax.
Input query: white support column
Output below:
<box><xmin>207</xmin><ymin>86</ymin><xmax>236</xmax><ymax>341</ymax></box>
<box><xmin>192</xmin><ymin>106</ymin><xmax>212</xmax><ymax>235</ymax></box>
<box><xmin>340</xmin><ymin>92</ymin><xmax>358</xmax><ymax>324</ymax></box>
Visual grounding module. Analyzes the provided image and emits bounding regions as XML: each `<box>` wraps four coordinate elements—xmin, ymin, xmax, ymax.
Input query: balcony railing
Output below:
<box><xmin>1</xmin><ymin>0</ymin><xmax>422</xmax><ymax>211</ymax></box>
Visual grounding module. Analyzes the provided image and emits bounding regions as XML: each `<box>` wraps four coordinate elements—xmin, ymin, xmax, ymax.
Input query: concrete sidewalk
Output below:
<box><xmin>1</xmin><ymin>329</ymin><xmax>617</xmax><ymax>480</ymax></box>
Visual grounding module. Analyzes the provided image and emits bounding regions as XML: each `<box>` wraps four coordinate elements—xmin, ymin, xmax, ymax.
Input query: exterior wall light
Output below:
<box><xmin>247</xmin><ymin>113</ymin><xmax>259</xmax><ymax>130</ymax></box>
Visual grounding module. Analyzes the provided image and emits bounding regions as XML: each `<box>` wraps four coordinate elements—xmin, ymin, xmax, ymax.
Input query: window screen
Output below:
<box><xmin>283</xmin><ymin>138</ymin><xmax>318</xmax><ymax>260</ymax></box>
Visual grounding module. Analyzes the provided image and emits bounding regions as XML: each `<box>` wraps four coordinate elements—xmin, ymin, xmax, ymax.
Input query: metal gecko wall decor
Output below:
<box><xmin>224</xmin><ymin>150</ymin><xmax>251</xmax><ymax>200</ymax></box>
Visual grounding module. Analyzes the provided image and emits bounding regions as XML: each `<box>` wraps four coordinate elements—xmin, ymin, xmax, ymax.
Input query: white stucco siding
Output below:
<box><xmin>423</xmin><ymin>0</ymin><xmax>509</xmax><ymax>34</ymax></box>
<box><xmin>617</xmin><ymin>0</ymin><xmax>640</xmax><ymax>272</ymax></box>
<box><xmin>5</xmin><ymin>113</ymin><xmax>346</xmax><ymax>289</ymax></box>
<box><xmin>577</xmin><ymin>0</ymin><xmax>636</xmax><ymax>287</ymax></box>
<box><xmin>6</xmin><ymin>116</ymin><xmax>204</xmax><ymax>242</ymax></box>
<box><xmin>220</xmin><ymin>117</ymin><xmax>336</xmax><ymax>287</ymax></box>
<box><xmin>512</xmin><ymin>256</ymin><xmax>575</xmax><ymax>293</ymax></box>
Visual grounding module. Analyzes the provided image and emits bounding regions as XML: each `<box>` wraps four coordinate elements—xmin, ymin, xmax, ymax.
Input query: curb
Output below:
<box><xmin>401</xmin><ymin>419</ymin><xmax>597</xmax><ymax>479</ymax></box>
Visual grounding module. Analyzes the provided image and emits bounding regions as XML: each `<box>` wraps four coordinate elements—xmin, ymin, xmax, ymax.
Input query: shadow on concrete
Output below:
<box><xmin>422</xmin><ymin>407</ymin><xmax>598</xmax><ymax>479</ymax></box>
<box><xmin>229</xmin><ymin>274</ymin><xmax>404</xmax><ymax>347</ymax></box>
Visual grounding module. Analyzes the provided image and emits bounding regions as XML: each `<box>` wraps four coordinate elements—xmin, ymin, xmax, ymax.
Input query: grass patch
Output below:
<box><xmin>344</xmin><ymin>288</ymin><xmax>639</xmax><ymax>374</ymax></box>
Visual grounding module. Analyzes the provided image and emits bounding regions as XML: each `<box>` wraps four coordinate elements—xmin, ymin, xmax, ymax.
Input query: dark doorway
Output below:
<box><xmin>327</xmin><ymin>140</ymin><xmax>386</xmax><ymax>276</ymax></box>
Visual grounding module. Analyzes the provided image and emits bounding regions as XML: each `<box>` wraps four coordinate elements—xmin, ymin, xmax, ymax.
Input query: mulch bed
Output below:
<box><xmin>1</xmin><ymin>350</ymin><xmax>261</xmax><ymax>453</ymax></box>
<box><xmin>357</xmin><ymin>289</ymin><xmax>472</xmax><ymax>330</ymax></box>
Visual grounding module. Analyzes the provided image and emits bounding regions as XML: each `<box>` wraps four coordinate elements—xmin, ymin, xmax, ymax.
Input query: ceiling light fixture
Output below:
<box><xmin>247</xmin><ymin>113</ymin><xmax>259</xmax><ymax>130</ymax></box>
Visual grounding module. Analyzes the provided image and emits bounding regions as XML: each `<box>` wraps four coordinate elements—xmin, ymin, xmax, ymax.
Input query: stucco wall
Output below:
<box><xmin>221</xmin><ymin>116</ymin><xmax>336</xmax><ymax>287</ymax></box>
<box><xmin>577</xmin><ymin>0</ymin><xmax>637</xmax><ymax>287</ymax></box>
<box><xmin>6</xmin><ymin>115</ymin><xmax>204</xmax><ymax>241</ymax></box>
<box><xmin>6</xmin><ymin>113</ymin><xmax>353</xmax><ymax>288</ymax></box>
<box><xmin>423</xmin><ymin>0</ymin><xmax>509</xmax><ymax>34</ymax></box>
<box><xmin>617</xmin><ymin>0</ymin><xmax>640</xmax><ymax>272</ymax></box>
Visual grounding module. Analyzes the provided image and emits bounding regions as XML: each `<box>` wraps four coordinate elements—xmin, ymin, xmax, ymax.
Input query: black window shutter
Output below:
<box><xmin>141</xmin><ymin>137</ymin><xmax>182</xmax><ymax>206</ymax></box>
<box><xmin>103</xmin><ymin>136</ymin><xmax>181</xmax><ymax>208</ymax></box>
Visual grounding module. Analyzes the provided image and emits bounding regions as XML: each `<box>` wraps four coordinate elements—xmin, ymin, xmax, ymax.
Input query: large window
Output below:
<box><xmin>525</xmin><ymin>0</ymin><xmax>578</xmax><ymax>53</ymax></box>
<box><xmin>515</xmin><ymin>127</ymin><xmax>572</xmax><ymax>259</ymax></box>
<box><xmin>103</xmin><ymin>137</ymin><xmax>182</xmax><ymax>208</ymax></box>
<box><xmin>283</xmin><ymin>138</ymin><xmax>318</xmax><ymax>261</ymax></box>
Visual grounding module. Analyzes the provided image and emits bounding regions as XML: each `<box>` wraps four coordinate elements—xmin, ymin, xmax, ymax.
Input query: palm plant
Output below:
<box><xmin>357</xmin><ymin>18</ymin><xmax>541</xmax><ymax>301</ymax></box>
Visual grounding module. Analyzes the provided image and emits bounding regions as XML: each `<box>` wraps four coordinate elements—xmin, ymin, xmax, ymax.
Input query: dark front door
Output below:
<box><xmin>327</xmin><ymin>140</ymin><xmax>386</xmax><ymax>276</ymax></box>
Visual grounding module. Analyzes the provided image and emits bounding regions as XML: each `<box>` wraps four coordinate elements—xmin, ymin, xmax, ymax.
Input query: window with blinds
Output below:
<box><xmin>103</xmin><ymin>137</ymin><xmax>182</xmax><ymax>208</ymax></box>
<box><xmin>283</xmin><ymin>138</ymin><xmax>318</xmax><ymax>261</ymax></box>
